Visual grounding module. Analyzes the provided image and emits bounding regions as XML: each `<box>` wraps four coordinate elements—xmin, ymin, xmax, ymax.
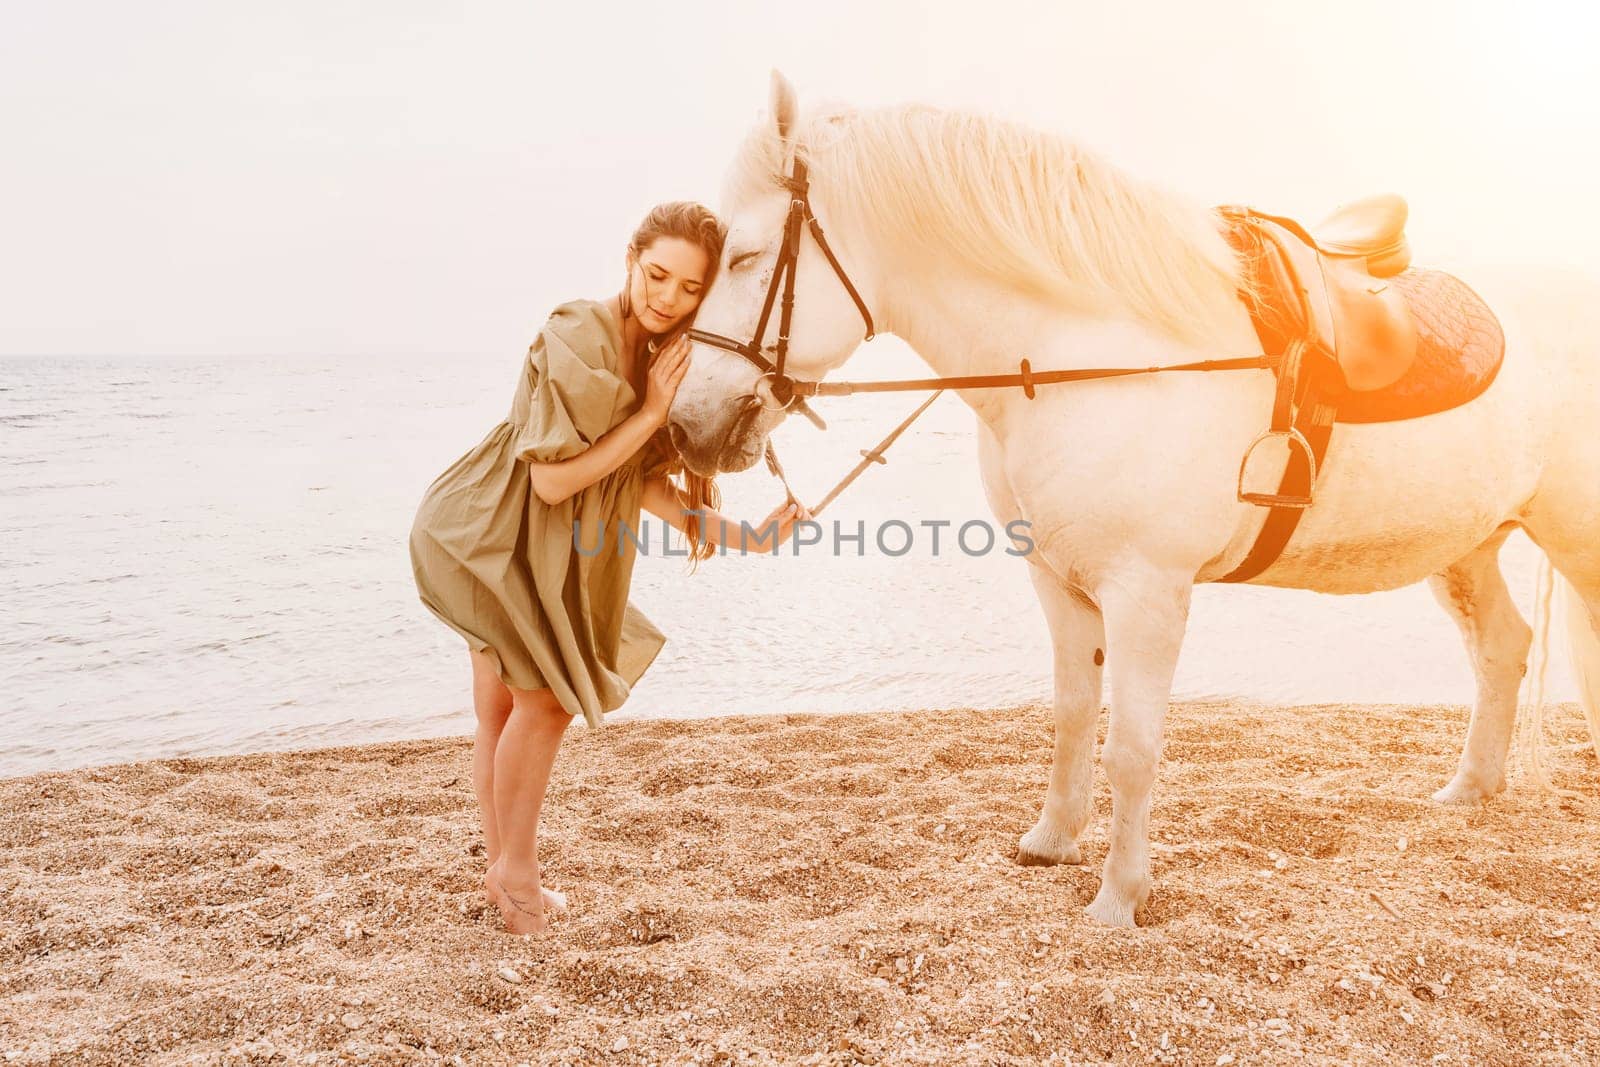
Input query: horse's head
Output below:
<box><xmin>666</xmin><ymin>71</ymin><xmax>880</xmax><ymax>477</ymax></box>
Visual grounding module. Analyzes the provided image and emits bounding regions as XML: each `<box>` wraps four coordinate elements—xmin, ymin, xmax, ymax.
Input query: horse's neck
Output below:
<box><xmin>879</xmin><ymin>268</ymin><xmax>1253</xmax><ymax>431</ymax></box>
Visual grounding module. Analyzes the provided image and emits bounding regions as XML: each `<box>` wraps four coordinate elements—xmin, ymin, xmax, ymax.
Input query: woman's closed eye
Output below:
<box><xmin>649</xmin><ymin>269</ymin><xmax>701</xmax><ymax>297</ymax></box>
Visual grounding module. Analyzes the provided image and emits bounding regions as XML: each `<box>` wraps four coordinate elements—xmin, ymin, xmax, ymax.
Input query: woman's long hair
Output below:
<box><xmin>626</xmin><ymin>201</ymin><xmax>726</xmax><ymax>573</ymax></box>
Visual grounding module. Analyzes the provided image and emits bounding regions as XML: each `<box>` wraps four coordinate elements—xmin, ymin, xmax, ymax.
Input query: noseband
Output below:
<box><xmin>685</xmin><ymin>155</ymin><xmax>875</xmax><ymax>430</ymax></box>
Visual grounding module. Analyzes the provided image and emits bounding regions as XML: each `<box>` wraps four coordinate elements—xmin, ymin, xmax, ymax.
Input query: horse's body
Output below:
<box><xmin>669</xmin><ymin>74</ymin><xmax>1600</xmax><ymax>925</ymax></box>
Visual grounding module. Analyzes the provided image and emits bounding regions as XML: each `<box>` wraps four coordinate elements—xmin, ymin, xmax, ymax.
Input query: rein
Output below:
<box><xmin>797</xmin><ymin>353</ymin><xmax>1274</xmax><ymax>397</ymax></box>
<box><xmin>766</xmin><ymin>352</ymin><xmax>1276</xmax><ymax>518</ymax></box>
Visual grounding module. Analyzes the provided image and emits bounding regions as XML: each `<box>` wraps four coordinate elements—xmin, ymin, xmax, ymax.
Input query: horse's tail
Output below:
<box><xmin>1519</xmin><ymin>554</ymin><xmax>1599</xmax><ymax>796</ymax></box>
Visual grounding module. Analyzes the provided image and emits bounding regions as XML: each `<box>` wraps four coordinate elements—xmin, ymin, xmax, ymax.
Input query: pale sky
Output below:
<box><xmin>2</xmin><ymin>0</ymin><xmax>1596</xmax><ymax>356</ymax></box>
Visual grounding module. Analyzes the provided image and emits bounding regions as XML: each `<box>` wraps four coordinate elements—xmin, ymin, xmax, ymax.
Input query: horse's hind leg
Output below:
<box><xmin>1016</xmin><ymin>565</ymin><xmax>1106</xmax><ymax>867</ymax></box>
<box><xmin>1426</xmin><ymin>524</ymin><xmax>1531</xmax><ymax>804</ymax></box>
<box><xmin>1522</xmin><ymin>498</ymin><xmax>1600</xmax><ymax>771</ymax></box>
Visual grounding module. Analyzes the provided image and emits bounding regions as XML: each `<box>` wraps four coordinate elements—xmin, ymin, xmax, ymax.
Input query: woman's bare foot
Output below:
<box><xmin>484</xmin><ymin>860</ymin><xmax>568</xmax><ymax>916</ymax></box>
<box><xmin>485</xmin><ymin>859</ymin><xmax>566</xmax><ymax>935</ymax></box>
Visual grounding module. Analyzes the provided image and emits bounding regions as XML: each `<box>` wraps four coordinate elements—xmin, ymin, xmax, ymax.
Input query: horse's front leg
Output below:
<box><xmin>1016</xmin><ymin>563</ymin><xmax>1106</xmax><ymax>866</ymax></box>
<box><xmin>1084</xmin><ymin>567</ymin><xmax>1193</xmax><ymax>927</ymax></box>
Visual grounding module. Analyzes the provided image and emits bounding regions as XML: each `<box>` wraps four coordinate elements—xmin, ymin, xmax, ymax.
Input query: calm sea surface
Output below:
<box><xmin>0</xmin><ymin>348</ymin><xmax>1578</xmax><ymax>778</ymax></box>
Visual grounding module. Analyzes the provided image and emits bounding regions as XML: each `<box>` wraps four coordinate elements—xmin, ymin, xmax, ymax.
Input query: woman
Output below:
<box><xmin>409</xmin><ymin>201</ymin><xmax>811</xmax><ymax>936</ymax></box>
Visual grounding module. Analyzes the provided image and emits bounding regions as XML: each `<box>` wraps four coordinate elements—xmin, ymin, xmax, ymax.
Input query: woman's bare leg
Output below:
<box><xmin>469</xmin><ymin>650</ymin><xmax>569</xmax><ymax>919</ymax></box>
<box><xmin>468</xmin><ymin>650</ymin><xmax>513</xmax><ymax>901</ymax></box>
<box><xmin>486</xmin><ymin>683</ymin><xmax>573</xmax><ymax>935</ymax></box>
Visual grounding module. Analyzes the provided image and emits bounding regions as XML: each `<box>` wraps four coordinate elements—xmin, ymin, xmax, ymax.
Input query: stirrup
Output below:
<box><xmin>1236</xmin><ymin>427</ymin><xmax>1318</xmax><ymax>509</ymax></box>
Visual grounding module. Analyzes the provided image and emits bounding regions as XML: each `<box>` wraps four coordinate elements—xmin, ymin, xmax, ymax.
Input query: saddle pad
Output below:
<box><xmin>1334</xmin><ymin>269</ymin><xmax>1505</xmax><ymax>424</ymax></box>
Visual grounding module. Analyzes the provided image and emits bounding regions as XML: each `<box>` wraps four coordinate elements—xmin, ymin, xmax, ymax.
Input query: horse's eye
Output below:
<box><xmin>728</xmin><ymin>250</ymin><xmax>761</xmax><ymax>271</ymax></box>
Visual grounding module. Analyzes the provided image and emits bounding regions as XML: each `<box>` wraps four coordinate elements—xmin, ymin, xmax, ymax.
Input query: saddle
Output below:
<box><xmin>1225</xmin><ymin>196</ymin><xmax>1420</xmax><ymax>394</ymax></box>
<box><xmin>1308</xmin><ymin>192</ymin><xmax>1411</xmax><ymax>278</ymax></box>
<box><xmin>1211</xmin><ymin>195</ymin><xmax>1506</xmax><ymax>584</ymax></box>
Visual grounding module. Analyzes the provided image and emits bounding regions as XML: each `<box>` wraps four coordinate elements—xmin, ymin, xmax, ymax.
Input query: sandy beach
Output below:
<box><xmin>3</xmin><ymin>700</ymin><xmax>1598</xmax><ymax>1066</ymax></box>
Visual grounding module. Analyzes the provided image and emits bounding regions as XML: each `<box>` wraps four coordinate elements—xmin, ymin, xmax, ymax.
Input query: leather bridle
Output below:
<box><xmin>685</xmin><ymin>155</ymin><xmax>875</xmax><ymax>431</ymax></box>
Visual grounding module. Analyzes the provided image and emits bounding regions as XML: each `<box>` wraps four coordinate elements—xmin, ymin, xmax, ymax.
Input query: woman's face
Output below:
<box><xmin>627</xmin><ymin>236</ymin><xmax>710</xmax><ymax>334</ymax></box>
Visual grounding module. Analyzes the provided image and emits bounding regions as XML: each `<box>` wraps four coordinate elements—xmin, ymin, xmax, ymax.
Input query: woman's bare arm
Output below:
<box><xmin>527</xmin><ymin>409</ymin><xmax>659</xmax><ymax>506</ymax></box>
<box><xmin>640</xmin><ymin>475</ymin><xmax>810</xmax><ymax>552</ymax></box>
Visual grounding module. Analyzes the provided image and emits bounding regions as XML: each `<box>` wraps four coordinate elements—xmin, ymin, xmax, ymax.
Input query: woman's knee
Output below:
<box><xmin>510</xmin><ymin>686</ymin><xmax>573</xmax><ymax>729</ymax></box>
<box><xmin>469</xmin><ymin>649</ymin><xmax>514</xmax><ymax>721</ymax></box>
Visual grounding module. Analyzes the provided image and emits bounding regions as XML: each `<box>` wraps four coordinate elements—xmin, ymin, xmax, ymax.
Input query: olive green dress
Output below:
<box><xmin>408</xmin><ymin>298</ymin><xmax>671</xmax><ymax>729</ymax></box>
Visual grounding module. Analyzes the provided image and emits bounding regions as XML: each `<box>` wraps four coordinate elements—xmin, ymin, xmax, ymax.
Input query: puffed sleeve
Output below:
<box><xmin>511</xmin><ymin>304</ymin><xmax>631</xmax><ymax>466</ymax></box>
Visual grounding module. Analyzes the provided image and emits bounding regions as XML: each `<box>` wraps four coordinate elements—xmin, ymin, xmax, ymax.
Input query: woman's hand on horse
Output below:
<box><xmin>642</xmin><ymin>334</ymin><xmax>692</xmax><ymax>425</ymax></box>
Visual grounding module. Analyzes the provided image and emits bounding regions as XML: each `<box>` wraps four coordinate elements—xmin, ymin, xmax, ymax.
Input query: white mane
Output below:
<box><xmin>722</xmin><ymin>101</ymin><xmax>1253</xmax><ymax>348</ymax></box>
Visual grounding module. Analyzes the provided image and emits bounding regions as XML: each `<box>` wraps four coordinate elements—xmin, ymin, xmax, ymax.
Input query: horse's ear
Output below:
<box><xmin>768</xmin><ymin>69</ymin><xmax>798</xmax><ymax>146</ymax></box>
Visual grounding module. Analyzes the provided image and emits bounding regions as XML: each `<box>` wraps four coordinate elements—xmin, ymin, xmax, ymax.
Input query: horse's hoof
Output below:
<box><xmin>1084</xmin><ymin>889</ymin><xmax>1140</xmax><ymax>928</ymax></box>
<box><xmin>1432</xmin><ymin>774</ymin><xmax>1503</xmax><ymax>806</ymax></box>
<box><xmin>1016</xmin><ymin>825</ymin><xmax>1082</xmax><ymax>866</ymax></box>
<box><xmin>1017</xmin><ymin>845</ymin><xmax>1080</xmax><ymax>867</ymax></box>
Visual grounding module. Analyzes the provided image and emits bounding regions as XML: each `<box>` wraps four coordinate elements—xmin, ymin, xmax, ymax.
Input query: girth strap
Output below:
<box><xmin>1214</xmin><ymin>373</ymin><xmax>1339</xmax><ymax>583</ymax></box>
<box><xmin>1212</xmin><ymin>212</ymin><xmax>1343</xmax><ymax>583</ymax></box>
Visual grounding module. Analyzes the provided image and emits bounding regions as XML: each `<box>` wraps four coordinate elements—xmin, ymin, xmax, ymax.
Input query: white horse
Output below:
<box><xmin>667</xmin><ymin>72</ymin><xmax>1600</xmax><ymax>926</ymax></box>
